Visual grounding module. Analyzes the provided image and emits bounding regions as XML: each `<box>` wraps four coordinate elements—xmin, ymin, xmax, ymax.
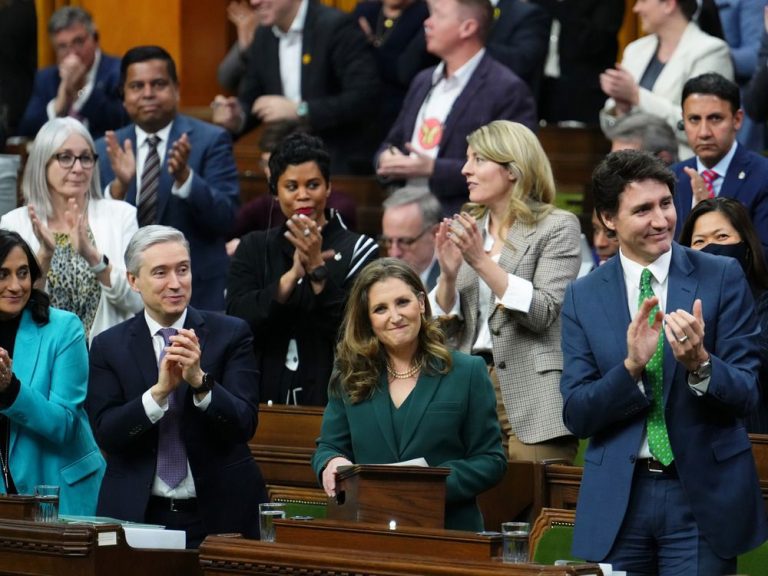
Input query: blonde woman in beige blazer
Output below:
<box><xmin>430</xmin><ymin>120</ymin><xmax>581</xmax><ymax>462</ymax></box>
<box><xmin>600</xmin><ymin>0</ymin><xmax>733</xmax><ymax>160</ymax></box>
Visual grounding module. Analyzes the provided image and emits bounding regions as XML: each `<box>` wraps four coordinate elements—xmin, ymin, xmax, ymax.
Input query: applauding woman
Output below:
<box><xmin>1</xmin><ymin>118</ymin><xmax>141</xmax><ymax>343</ymax></box>
<box><xmin>0</xmin><ymin>230</ymin><xmax>104</xmax><ymax>510</ymax></box>
<box><xmin>227</xmin><ymin>133</ymin><xmax>378</xmax><ymax>405</ymax></box>
<box><xmin>432</xmin><ymin>120</ymin><xmax>581</xmax><ymax>462</ymax></box>
<box><xmin>312</xmin><ymin>258</ymin><xmax>506</xmax><ymax>530</ymax></box>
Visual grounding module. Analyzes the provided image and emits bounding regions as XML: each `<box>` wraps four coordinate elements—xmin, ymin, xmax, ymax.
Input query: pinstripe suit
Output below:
<box><xmin>449</xmin><ymin>208</ymin><xmax>581</xmax><ymax>446</ymax></box>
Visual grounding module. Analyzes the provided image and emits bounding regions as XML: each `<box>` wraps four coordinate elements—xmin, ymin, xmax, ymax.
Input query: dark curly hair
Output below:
<box><xmin>267</xmin><ymin>132</ymin><xmax>331</xmax><ymax>196</ymax></box>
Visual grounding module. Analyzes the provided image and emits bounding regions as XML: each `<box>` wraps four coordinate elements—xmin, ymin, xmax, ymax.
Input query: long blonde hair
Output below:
<box><xmin>333</xmin><ymin>259</ymin><xmax>452</xmax><ymax>404</ymax></box>
<box><xmin>464</xmin><ymin>120</ymin><xmax>555</xmax><ymax>236</ymax></box>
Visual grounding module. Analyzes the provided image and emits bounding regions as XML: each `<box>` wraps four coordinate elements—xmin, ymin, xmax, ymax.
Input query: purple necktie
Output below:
<box><xmin>155</xmin><ymin>328</ymin><xmax>188</xmax><ymax>489</ymax></box>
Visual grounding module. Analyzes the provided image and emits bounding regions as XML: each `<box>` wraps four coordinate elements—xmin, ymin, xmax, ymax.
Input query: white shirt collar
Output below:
<box><xmin>696</xmin><ymin>140</ymin><xmax>738</xmax><ymax>178</ymax></box>
<box><xmin>136</xmin><ymin>121</ymin><xmax>174</xmax><ymax>149</ymax></box>
<box><xmin>619</xmin><ymin>247</ymin><xmax>672</xmax><ymax>290</ymax></box>
<box><xmin>85</xmin><ymin>49</ymin><xmax>102</xmax><ymax>85</ymax></box>
<box><xmin>430</xmin><ymin>48</ymin><xmax>486</xmax><ymax>85</ymax></box>
<box><xmin>144</xmin><ymin>308</ymin><xmax>188</xmax><ymax>336</ymax></box>
<box><xmin>273</xmin><ymin>0</ymin><xmax>308</xmax><ymax>38</ymax></box>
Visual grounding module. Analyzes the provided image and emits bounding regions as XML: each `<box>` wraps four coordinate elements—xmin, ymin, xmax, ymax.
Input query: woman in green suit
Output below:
<box><xmin>312</xmin><ymin>258</ymin><xmax>506</xmax><ymax>531</ymax></box>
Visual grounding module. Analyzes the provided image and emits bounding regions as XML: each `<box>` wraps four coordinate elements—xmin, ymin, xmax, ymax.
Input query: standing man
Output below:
<box><xmin>560</xmin><ymin>150</ymin><xmax>767</xmax><ymax>573</ymax></box>
<box><xmin>381</xmin><ymin>187</ymin><xmax>441</xmax><ymax>290</ymax></box>
<box><xmin>672</xmin><ymin>73</ymin><xmax>768</xmax><ymax>255</ymax></box>
<box><xmin>211</xmin><ymin>0</ymin><xmax>381</xmax><ymax>174</ymax></box>
<box><xmin>97</xmin><ymin>46</ymin><xmax>240</xmax><ymax>311</ymax></box>
<box><xmin>87</xmin><ymin>226</ymin><xmax>267</xmax><ymax>548</ymax></box>
<box><xmin>18</xmin><ymin>6</ymin><xmax>126</xmax><ymax>139</ymax></box>
<box><xmin>376</xmin><ymin>0</ymin><xmax>536</xmax><ymax>215</ymax></box>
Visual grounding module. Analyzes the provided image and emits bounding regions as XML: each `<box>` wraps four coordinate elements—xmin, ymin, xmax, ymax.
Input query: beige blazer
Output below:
<box><xmin>451</xmin><ymin>208</ymin><xmax>581</xmax><ymax>444</ymax></box>
<box><xmin>601</xmin><ymin>22</ymin><xmax>734</xmax><ymax>160</ymax></box>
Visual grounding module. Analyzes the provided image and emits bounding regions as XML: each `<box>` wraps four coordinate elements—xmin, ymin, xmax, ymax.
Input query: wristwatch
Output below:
<box><xmin>89</xmin><ymin>254</ymin><xmax>109</xmax><ymax>274</ymax></box>
<box><xmin>197</xmin><ymin>372</ymin><xmax>215</xmax><ymax>393</ymax></box>
<box><xmin>308</xmin><ymin>265</ymin><xmax>328</xmax><ymax>283</ymax></box>
<box><xmin>691</xmin><ymin>357</ymin><xmax>712</xmax><ymax>381</ymax></box>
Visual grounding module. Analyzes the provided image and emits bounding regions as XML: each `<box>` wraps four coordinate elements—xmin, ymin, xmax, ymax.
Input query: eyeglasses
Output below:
<box><xmin>378</xmin><ymin>227</ymin><xmax>431</xmax><ymax>250</ymax></box>
<box><xmin>52</xmin><ymin>153</ymin><xmax>98</xmax><ymax>169</ymax></box>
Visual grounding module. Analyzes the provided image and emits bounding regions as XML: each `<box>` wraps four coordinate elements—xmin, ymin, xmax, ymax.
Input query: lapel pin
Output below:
<box><xmin>302</xmin><ymin>53</ymin><xmax>312</xmax><ymax>65</ymax></box>
<box><xmin>738</xmin><ymin>171</ymin><xmax>746</xmax><ymax>180</ymax></box>
<box><xmin>334</xmin><ymin>252</ymin><xmax>342</xmax><ymax>261</ymax></box>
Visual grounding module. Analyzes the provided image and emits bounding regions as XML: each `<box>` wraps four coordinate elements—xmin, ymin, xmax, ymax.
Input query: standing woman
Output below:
<box><xmin>312</xmin><ymin>258</ymin><xmax>506</xmax><ymax>531</ymax></box>
<box><xmin>0</xmin><ymin>230</ymin><xmax>104</xmax><ymax>512</ymax></box>
<box><xmin>227</xmin><ymin>133</ymin><xmax>378</xmax><ymax>406</ymax></box>
<box><xmin>1</xmin><ymin>117</ymin><xmax>142</xmax><ymax>344</ymax></box>
<box><xmin>432</xmin><ymin>120</ymin><xmax>581</xmax><ymax>462</ymax></box>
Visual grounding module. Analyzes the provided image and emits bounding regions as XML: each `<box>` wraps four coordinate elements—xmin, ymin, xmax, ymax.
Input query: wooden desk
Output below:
<box><xmin>0</xmin><ymin>519</ymin><xmax>200</xmax><ymax>576</ymax></box>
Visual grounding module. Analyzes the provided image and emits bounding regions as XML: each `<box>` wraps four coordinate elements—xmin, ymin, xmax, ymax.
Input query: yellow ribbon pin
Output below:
<box><xmin>302</xmin><ymin>53</ymin><xmax>312</xmax><ymax>65</ymax></box>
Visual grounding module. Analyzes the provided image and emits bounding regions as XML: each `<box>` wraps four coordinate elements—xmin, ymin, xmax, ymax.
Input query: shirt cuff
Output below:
<box><xmin>496</xmin><ymin>273</ymin><xmax>533</xmax><ymax>313</ymax></box>
<box><xmin>687</xmin><ymin>375</ymin><xmax>710</xmax><ymax>396</ymax></box>
<box><xmin>46</xmin><ymin>99</ymin><xmax>58</xmax><ymax>120</ymax></box>
<box><xmin>142</xmin><ymin>388</ymin><xmax>166</xmax><ymax>423</ymax></box>
<box><xmin>171</xmin><ymin>168</ymin><xmax>194</xmax><ymax>199</ymax></box>
<box><xmin>193</xmin><ymin>390</ymin><xmax>211</xmax><ymax>410</ymax></box>
<box><xmin>428</xmin><ymin>286</ymin><xmax>461</xmax><ymax>317</ymax></box>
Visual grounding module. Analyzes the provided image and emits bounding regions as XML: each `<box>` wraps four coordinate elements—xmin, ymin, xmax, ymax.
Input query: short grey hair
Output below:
<box><xmin>604</xmin><ymin>113</ymin><xmax>679</xmax><ymax>165</ymax></box>
<box><xmin>382</xmin><ymin>187</ymin><xmax>442</xmax><ymax>227</ymax></box>
<box><xmin>125</xmin><ymin>225</ymin><xmax>190</xmax><ymax>276</ymax></box>
<box><xmin>22</xmin><ymin>117</ymin><xmax>103</xmax><ymax>220</ymax></box>
<box><xmin>48</xmin><ymin>6</ymin><xmax>96</xmax><ymax>36</ymax></box>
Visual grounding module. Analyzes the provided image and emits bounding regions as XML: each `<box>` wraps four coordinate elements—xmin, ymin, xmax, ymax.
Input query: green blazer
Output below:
<box><xmin>312</xmin><ymin>351</ymin><xmax>506</xmax><ymax>531</ymax></box>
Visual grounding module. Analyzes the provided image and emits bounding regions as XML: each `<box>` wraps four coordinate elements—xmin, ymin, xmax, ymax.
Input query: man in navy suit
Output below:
<box><xmin>97</xmin><ymin>46</ymin><xmax>239</xmax><ymax>311</ymax></box>
<box><xmin>560</xmin><ymin>150</ymin><xmax>767</xmax><ymax>574</ymax></box>
<box><xmin>376</xmin><ymin>0</ymin><xmax>536</xmax><ymax>215</ymax></box>
<box><xmin>17</xmin><ymin>6</ymin><xmax>126</xmax><ymax>139</ymax></box>
<box><xmin>87</xmin><ymin>225</ymin><xmax>267</xmax><ymax>548</ymax></box>
<box><xmin>672</xmin><ymin>73</ymin><xmax>768</xmax><ymax>255</ymax></box>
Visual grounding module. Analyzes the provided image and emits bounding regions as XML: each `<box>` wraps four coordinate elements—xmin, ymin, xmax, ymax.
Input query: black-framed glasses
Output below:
<box><xmin>52</xmin><ymin>153</ymin><xmax>98</xmax><ymax>169</ymax></box>
<box><xmin>378</xmin><ymin>227</ymin><xmax>431</xmax><ymax>250</ymax></box>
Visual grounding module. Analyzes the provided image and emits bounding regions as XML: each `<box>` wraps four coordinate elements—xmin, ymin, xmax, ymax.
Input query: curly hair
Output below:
<box><xmin>333</xmin><ymin>259</ymin><xmax>452</xmax><ymax>404</ymax></box>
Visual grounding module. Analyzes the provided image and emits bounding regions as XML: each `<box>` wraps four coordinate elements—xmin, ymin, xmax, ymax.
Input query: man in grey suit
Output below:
<box><xmin>381</xmin><ymin>187</ymin><xmax>442</xmax><ymax>291</ymax></box>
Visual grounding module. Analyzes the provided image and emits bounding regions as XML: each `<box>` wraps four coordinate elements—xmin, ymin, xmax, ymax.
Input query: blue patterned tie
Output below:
<box><xmin>639</xmin><ymin>269</ymin><xmax>674</xmax><ymax>465</ymax></box>
<box><xmin>155</xmin><ymin>328</ymin><xmax>188</xmax><ymax>488</ymax></box>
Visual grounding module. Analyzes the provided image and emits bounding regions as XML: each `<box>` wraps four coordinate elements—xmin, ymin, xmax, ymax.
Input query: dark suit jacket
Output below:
<box><xmin>672</xmin><ymin>144</ymin><xmax>768</xmax><ymax>255</ymax></box>
<box><xmin>239</xmin><ymin>1</ymin><xmax>381</xmax><ymax>174</ymax></box>
<box><xmin>18</xmin><ymin>53</ymin><xmax>126</xmax><ymax>139</ymax></box>
<box><xmin>487</xmin><ymin>0</ymin><xmax>551</xmax><ymax>99</ymax></box>
<box><xmin>87</xmin><ymin>308</ymin><xmax>267</xmax><ymax>539</ymax></box>
<box><xmin>377</xmin><ymin>52</ymin><xmax>536</xmax><ymax>214</ymax></box>
<box><xmin>0</xmin><ymin>0</ymin><xmax>36</xmax><ymax>137</ymax></box>
<box><xmin>96</xmin><ymin>114</ymin><xmax>240</xmax><ymax>311</ymax></box>
<box><xmin>532</xmin><ymin>0</ymin><xmax>624</xmax><ymax>124</ymax></box>
<box><xmin>311</xmin><ymin>351</ymin><xmax>507</xmax><ymax>531</ymax></box>
<box><xmin>560</xmin><ymin>245</ymin><xmax>768</xmax><ymax>560</ymax></box>
<box><xmin>744</xmin><ymin>30</ymin><xmax>768</xmax><ymax>122</ymax></box>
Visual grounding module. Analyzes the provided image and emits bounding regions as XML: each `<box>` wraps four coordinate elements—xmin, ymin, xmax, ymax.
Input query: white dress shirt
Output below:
<box><xmin>274</xmin><ymin>0</ymin><xmax>309</xmax><ymax>103</ymax></box>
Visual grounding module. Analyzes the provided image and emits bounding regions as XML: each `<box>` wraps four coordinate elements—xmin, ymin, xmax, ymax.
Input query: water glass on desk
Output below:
<box><xmin>501</xmin><ymin>521</ymin><xmax>529</xmax><ymax>563</ymax></box>
<box><xmin>34</xmin><ymin>485</ymin><xmax>59</xmax><ymax>523</ymax></box>
<box><xmin>259</xmin><ymin>502</ymin><xmax>286</xmax><ymax>542</ymax></box>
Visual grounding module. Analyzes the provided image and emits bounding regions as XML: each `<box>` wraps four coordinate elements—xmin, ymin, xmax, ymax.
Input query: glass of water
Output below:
<box><xmin>259</xmin><ymin>502</ymin><xmax>286</xmax><ymax>542</ymax></box>
<box><xmin>501</xmin><ymin>521</ymin><xmax>530</xmax><ymax>563</ymax></box>
<box><xmin>34</xmin><ymin>485</ymin><xmax>60</xmax><ymax>523</ymax></box>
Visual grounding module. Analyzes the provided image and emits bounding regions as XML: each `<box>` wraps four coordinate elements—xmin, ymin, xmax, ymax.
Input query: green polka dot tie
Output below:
<box><xmin>639</xmin><ymin>268</ymin><xmax>674</xmax><ymax>465</ymax></box>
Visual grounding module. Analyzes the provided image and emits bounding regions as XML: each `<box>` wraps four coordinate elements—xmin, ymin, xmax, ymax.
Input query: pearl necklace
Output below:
<box><xmin>386</xmin><ymin>359</ymin><xmax>422</xmax><ymax>380</ymax></box>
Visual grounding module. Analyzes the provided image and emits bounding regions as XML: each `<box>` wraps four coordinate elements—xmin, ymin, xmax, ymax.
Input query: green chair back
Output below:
<box><xmin>737</xmin><ymin>539</ymin><xmax>768</xmax><ymax>576</ymax></box>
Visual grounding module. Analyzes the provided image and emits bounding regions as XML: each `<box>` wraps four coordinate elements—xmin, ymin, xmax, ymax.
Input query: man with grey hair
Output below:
<box><xmin>18</xmin><ymin>6</ymin><xmax>126</xmax><ymax>139</ymax></box>
<box><xmin>87</xmin><ymin>225</ymin><xmax>267</xmax><ymax>548</ymax></box>
<box><xmin>604</xmin><ymin>112</ymin><xmax>679</xmax><ymax>166</ymax></box>
<box><xmin>381</xmin><ymin>187</ymin><xmax>441</xmax><ymax>290</ymax></box>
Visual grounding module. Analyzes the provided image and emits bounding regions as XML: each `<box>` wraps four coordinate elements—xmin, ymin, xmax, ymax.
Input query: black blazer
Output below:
<box><xmin>744</xmin><ymin>30</ymin><xmax>768</xmax><ymax>123</ymax></box>
<box><xmin>87</xmin><ymin>308</ymin><xmax>267</xmax><ymax>539</ymax></box>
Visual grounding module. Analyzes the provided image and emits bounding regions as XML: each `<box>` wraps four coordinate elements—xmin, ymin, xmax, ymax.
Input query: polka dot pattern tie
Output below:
<box><xmin>639</xmin><ymin>268</ymin><xmax>674</xmax><ymax>465</ymax></box>
<box><xmin>155</xmin><ymin>327</ymin><xmax>188</xmax><ymax>489</ymax></box>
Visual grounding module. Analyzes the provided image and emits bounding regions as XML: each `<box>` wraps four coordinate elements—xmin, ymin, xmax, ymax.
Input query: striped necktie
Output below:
<box><xmin>137</xmin><ymin>135</ymin><xmax>161</xmax><ymax>226</ymax></box>
<box><xmin>639</xmin><ymin>268</ymin><xmax>674</xmax><ymax>465</ymax></box>
<box><xmin>701</xmin><ymin>169</ymin><xmax>719</xmax><ymax>199</ymax></box>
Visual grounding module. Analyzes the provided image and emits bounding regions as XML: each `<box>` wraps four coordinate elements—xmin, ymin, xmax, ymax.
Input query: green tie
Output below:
<box><xmin>639</xmin><ymin>268</ymin><xmax>674</xmax><ymax>465</ymax></box>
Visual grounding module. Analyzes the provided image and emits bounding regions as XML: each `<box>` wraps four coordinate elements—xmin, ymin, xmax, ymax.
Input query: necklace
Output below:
<box><xmin>387</xmin><ymin>359</ymin><xmax>422</xmax><ymax>380</ymax></box>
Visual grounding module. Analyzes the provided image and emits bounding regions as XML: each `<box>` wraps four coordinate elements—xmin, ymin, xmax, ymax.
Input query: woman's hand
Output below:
<box><xmin>447</xmin><ymin>212</ymin><xmax>487</xmax><ymax>269</ymax></box>
<box><xmin>435</xmin><ymin>219</ymin><xmax>464</xmax><ymax>280</ymax></box>
<box><xmin>0</xmin><ymin>348</ymin><xmax>13</xmax><ymax>393</ymax></box>
<box><xmin>322</xmin><ymin>456</ymin><xmax>353</xmax><ymax>498</ymax></box>
<box><xmin>28</xmin><ymin>205</ymin><xmax>55</xmax><ymax>259</ymax></box>
<box><xmin>285</xmin><ymin>214</ymin><xmax>324</xmax><ymax>271</ymax></box>
<box><xmin>62</xmin><ymin>198</ymin><xmax>100</xmax><ymax>265</ymax></box>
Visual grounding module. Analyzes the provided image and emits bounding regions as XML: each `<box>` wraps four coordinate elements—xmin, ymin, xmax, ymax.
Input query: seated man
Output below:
<box><xmin>381</xmin><ymin>186</ymin><xmax>441</xmax><ymax>290</ymax></box>
<box><xmin>212</xmin><ymin>0</ymin><xmax>381</xmax><ymax>174</ymax></box>
<box><xmin>672</xmin><ymin>73</ymin><xmax>768</xmax><ymax>254</ymax></box>
<box><xmin>87</xmin><ymin>225</ymin><xmax>267</xmax><ymax>548</ymax></box>
<box><xmin>18</xmin><ymin>6</ymin><xmax>126</xmax><ymax>139</ymax></box>
<box><xmin>97</xmin><ymin>45</ymin><xmax>240</xmax><ymax>311</ymax></box>
<box><xmin>376</xmin><ymin>0</ymin><xmax>536</xmax><ymax>215</ymax></box>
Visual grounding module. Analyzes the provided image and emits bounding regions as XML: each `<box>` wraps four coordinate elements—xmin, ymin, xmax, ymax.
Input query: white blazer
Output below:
<box><xmin>601</xmin><ymin>22</ymin><xmax>734</xmax><ymax>160</ymax></box>
<box><xmin>1</xmin><ymin>198</ymin><xmax>143</xmax><ymax>344</ymax></box>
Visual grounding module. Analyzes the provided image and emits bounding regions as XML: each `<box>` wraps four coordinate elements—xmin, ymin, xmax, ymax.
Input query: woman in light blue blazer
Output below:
<box><xmin>0</xmin><ymin>230</ymin><xmax>104</xmax><ymax>514</ymax></box>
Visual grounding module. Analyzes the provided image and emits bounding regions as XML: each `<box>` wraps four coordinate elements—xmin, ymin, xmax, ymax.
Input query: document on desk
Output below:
<box><xmin>382</xmin><ymin>457</ymin><xmax>429</xmax><ymax>467</ymax></box>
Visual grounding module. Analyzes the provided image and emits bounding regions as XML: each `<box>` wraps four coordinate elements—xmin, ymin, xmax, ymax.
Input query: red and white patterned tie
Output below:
<box><xmin>701</xmin><ymin>169</ymin><xmax>719</xmax><ymax>199</ymax></box>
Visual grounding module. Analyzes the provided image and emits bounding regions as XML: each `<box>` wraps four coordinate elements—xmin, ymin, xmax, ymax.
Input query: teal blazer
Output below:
<box><xmin>2</xmin><ymin>308</ymin><xmax>105</xmax><ymax>514</ymax></box>
<box><xmin>312</xmin><ymin>351</ymin><xmax>506</xmax><ymax>531</ymax></box>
